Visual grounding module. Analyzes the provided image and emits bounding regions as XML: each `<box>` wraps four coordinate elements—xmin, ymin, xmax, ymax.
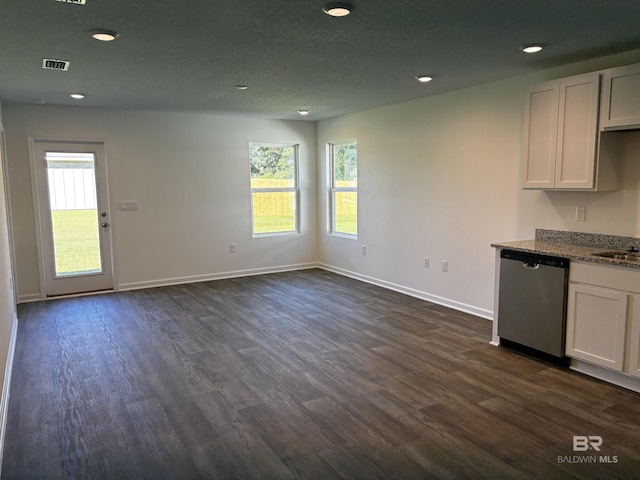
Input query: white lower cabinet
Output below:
<box><xmin>566</xmin><ymin>262</ymin><xmax>640</xmax><ymax>378</ymax></box>
<box><xmin>626</xmin><ymin>294</ymin><xmax>640</xmax><ymax>378</ymax></box>
<box><xmin>566</xmin><ymin>283</ymin><xmax>628</xmax><ymax>371</ymax></box>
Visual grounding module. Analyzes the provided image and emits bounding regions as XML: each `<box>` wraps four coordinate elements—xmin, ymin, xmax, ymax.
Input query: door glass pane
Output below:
<box><xmin>45</xmin><ymin>152</ymin><xmax>103</xmax><ymax>276</ymax></box>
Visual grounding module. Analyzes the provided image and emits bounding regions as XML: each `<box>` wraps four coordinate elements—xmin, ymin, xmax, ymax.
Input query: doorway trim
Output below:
<box><xmin>0</xmin><ymin>128</ymin><xmax>18</xmax><ymax>307</ymax></box>
<box><xmin>28</xmin><ymin>136</ymin><xmax>116</xmax><ymax>299</ymax></box>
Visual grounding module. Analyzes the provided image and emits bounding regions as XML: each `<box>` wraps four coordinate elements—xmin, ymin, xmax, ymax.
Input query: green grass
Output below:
<box><xmin>253</xmin><ymin>215</ymin><xmax>296</xmax><ymax>234</ymax></box>
<box><xmin>50</xmin><ymin>209</ymin><xmax>102</xmax><ymax>275</ymax></box>
<box><xmin>335</xmin><ymin>214</ymin><xmax>357</xmax><ymax>235</ymax></box>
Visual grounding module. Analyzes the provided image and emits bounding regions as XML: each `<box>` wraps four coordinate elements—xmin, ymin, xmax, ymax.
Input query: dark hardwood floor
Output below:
<box><xmin>4</xmin><ymin>269</ymin><xmax>640</xmax><ymax>479</ymax></box>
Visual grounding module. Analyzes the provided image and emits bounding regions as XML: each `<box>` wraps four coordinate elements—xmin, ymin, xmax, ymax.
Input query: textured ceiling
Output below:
<box><xmin>1</xmin><ymin>0</ymin><xmax>640</xmax><ymax>120</ymax></box>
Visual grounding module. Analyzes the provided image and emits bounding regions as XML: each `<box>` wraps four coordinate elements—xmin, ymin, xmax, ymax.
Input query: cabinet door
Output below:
<box><xmin>554</xmin><ymin>73</ymin><xmax>600</xmax><ymax>189</ymax></box>
<box><xmin>566</xmin><ymin>283</ymin><xmax>628</xmax><ymax>371</ymax></box>
<box><xmin>627</xmin><ymin>294</ymin><xmax>640</xmax><ymax>378</ymax></box>
<box><xmin>601</xmin><ymin>63</ymin><xmax>640</xmax><ymax>130</ymax></box>
<box><xmin>521</xmin><ymin>80</ymin><xmax>558</xmax><ymax>189</ymax></box>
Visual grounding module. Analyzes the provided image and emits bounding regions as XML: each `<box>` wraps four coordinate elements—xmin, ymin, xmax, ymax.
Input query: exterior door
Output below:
<box><xmin>31</xmin><ymin>140</ymin><xmax>113</xmax><ymax>297</ymax></box>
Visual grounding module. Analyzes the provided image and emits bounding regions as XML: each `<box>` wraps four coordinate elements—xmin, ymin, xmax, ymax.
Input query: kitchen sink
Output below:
<box><xmin>592</xmin><ymin>251</ymin><xmax>640</xmax><ymax>262</ymax></box>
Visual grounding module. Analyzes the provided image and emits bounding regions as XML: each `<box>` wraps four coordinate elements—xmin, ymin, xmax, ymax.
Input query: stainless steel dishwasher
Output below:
<box><xmin>497</xmin><ymin>249</ymin><xmax>569</xmax><ymax>359</ymax></box>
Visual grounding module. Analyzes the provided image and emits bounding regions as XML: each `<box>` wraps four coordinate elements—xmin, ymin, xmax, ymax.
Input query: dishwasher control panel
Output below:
<box><xmin>500</xmin><ymin>249</ymin><xmax>570</xmax><ymax>268</ymax></box>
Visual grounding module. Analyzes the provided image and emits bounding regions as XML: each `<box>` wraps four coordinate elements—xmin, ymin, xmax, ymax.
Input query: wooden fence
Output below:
<box><xmin>334</xmin><ymin>180</ymin><xmax>357</xmax><ymax>215</ymax></box>
<box><xmin>251</xmin><ymin>178</ymin><xmax>357</xmax><ymax>217</ymax></box>
<box><xmin>251</xmin><ymin>178</ymin><xmax>295</xmax><ymax>217</ymax></box>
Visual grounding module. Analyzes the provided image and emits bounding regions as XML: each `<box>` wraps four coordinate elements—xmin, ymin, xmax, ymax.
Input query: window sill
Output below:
<box><xmin>328</xmin><ymin>232</ymin><xmax>357</xmax><ymax>240</ymax></box>
<box><xmin>252</xmin><ymin>231</ymin><xmax>300</xmax><ymax>239</ymax></box>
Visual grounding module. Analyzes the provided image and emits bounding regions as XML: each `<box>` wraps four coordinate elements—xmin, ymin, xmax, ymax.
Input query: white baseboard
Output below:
<box><xmin>318</xmin><ymin>263</ymin><xmax>493</xmax><ymax>321</ymax></box>
<box><xmin>17</xmin><ymin>293</ymin><xmax>41</xmax><ymax>304</ymax></box>
<box><xmin>118</xmin><ymin>262</ymin><xmax>320</xmax><ymax>292</ymax></box>
<box><xmin>0</xmin><ymin>313</ymin><xmax>18</xmax><ymax>474</ymax></box>
<box><xmin>19</xmin><ymin>263</ymin><xmax>494</xmax><ymax>324</ymax></box>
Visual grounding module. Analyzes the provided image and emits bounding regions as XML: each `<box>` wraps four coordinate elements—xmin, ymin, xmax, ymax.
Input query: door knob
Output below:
<box><xmin>101</xmin><ymin>222</ymin><xmax>109</xmax><ymax>228</ymax></box>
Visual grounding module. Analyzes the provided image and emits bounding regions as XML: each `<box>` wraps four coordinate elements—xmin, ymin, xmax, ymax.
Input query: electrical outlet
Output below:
<box><xmin>441</xmin><ymin>260</ymin><xmax>448</xmax><ymax>273</ymax></box>
<box><xmin>575</xmin><ymin>206</ymin><xmax>586</xmax><ymax>222</ymax></box>
<box><xmin>230</xmin><ymin>243</ymin><xmax>237</xmax><ymax>253</ymax></box>
<box><xmin>424</xmin><ymin>258</ymin><xmax>429</xmax><ymax>268</ymax></box>
<box><xmin>361</xmin><ymin>245</ymin><xmax>367</xmax><ymax>255</ymax></box>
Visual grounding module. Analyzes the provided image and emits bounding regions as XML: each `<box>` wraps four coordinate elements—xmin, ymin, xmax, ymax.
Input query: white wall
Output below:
<box><xmin>0</xmin><ymin>100</ymin><xmax>18</xmax><ymax>451</ymax></box>
<box><xmin>5</xmin><ymin>49</ymin><xmax>640</xmax><ymax>317</ymax></box>
<box><xmin>4</xmin><ymin>106</ymin><xmax>317</xmax><ymax>300</ymax></box>
<box><xmin>317</xmin><ymin>50</ymin><xmax>640</xmax><ymax>317</ymax></box>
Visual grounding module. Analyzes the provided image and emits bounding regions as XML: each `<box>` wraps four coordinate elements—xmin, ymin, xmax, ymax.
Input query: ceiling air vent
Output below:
<box><xmin>42</xmin><ymin>58</ymin><xmax>70</xmax><ymax>71</ymax></box>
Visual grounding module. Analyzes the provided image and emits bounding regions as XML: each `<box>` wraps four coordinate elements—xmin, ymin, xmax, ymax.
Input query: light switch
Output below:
<box><xmin>119</xmin><ymin>200</ymin><xmax>138</xmax><ymax>211</ymax></box>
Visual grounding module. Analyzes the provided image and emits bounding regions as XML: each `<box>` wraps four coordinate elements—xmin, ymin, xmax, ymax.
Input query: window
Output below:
<box><xmin>329</xmin><ymin>140</ymin><xmax>357</xmax><ymax>236</ymax></box>
<box><xmin>250</xmin><ymin>143</ymin><xmax>299</xmax><ymax>235</ymax></box>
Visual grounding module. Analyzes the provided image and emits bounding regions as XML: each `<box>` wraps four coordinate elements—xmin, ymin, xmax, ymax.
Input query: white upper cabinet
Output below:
<box><xmin>555</xmin><ymin>74</ymin><xmax>601</xmax><ymax>188</ymax></box>
<box><xmin>601</xmin><ymin>63</ymin><xmax>640</xmax><ymax>130</ymax></box>
<box><xmin>522</xmin><ymin>72</ymin><xmax>610</xmax><ymax>190</ymax></box>
<box><xmin>521</xmin><ymin>80</ymin><xmax>559</xmax><ymax>189</ymax></box>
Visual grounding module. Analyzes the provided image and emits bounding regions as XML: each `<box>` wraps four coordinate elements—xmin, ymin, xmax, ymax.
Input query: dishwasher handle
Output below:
<box><xmin>522</xmin><ymin>261</ymin><xmax>540</xmax><ymax>270</ymax></box>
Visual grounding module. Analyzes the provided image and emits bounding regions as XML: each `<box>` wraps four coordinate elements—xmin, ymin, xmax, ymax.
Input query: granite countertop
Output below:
<box><xmin>491</xmin><ymin>229</ymin><xmax>640</xmax><ymax>270</ymax></box>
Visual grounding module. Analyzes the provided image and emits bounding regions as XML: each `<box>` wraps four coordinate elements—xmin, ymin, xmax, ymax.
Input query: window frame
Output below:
<box><xmin>249</xmin><ymin>142</ymin><xmax>300</xmax><ymax>237</ymax></box>
<box><xmin>328</xmin><ymin>139</ymin><xmax>357</xmax><ymax>237</ymax></box>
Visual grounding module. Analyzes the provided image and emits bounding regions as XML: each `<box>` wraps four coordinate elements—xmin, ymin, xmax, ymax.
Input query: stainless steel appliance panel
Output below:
<box><xmin>497</xmin><ymin>250</ymin><xmax>569</xmax><ymax>358</ymax></box>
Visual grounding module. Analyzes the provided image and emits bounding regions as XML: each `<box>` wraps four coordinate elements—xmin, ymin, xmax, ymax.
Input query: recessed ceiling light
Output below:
<box><xmin>70</xmin><ymin>93</ymin><xmax>85</xmax><ymax>99</ymax></box>
<box><xmin>521</xmin><ymin>44</ymin><xmax>543</xmax><ymax>54</ymax></box>
<box><xmin>322</xmin><ymin>2</ymin><xmax>354</xmax><ymax>17</ymax></box>
<box><xmin>415</xmin><ymin>75</ymin><xmax>433</xmax><ymax>83</ymax></box>
<box><xmin>90</xmin><ymin>30</ymin><xmax>119</xmax><ymax>41</ymax></box>
<box><xmin>297</xmin><ymin>109</ymin><xmax>310</xmax><ymax>115</ymax></box>
<box><xmin>234</xmin><ymin>85</ymin><xmax>248</xmax><ymax>90</ymax></box>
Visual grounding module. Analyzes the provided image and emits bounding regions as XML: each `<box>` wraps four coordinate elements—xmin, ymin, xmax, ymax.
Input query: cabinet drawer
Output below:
<box><xmin>570</xmin><ymin>261</ymin><xmax>640</xmax><ymax>293</ymax></box>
